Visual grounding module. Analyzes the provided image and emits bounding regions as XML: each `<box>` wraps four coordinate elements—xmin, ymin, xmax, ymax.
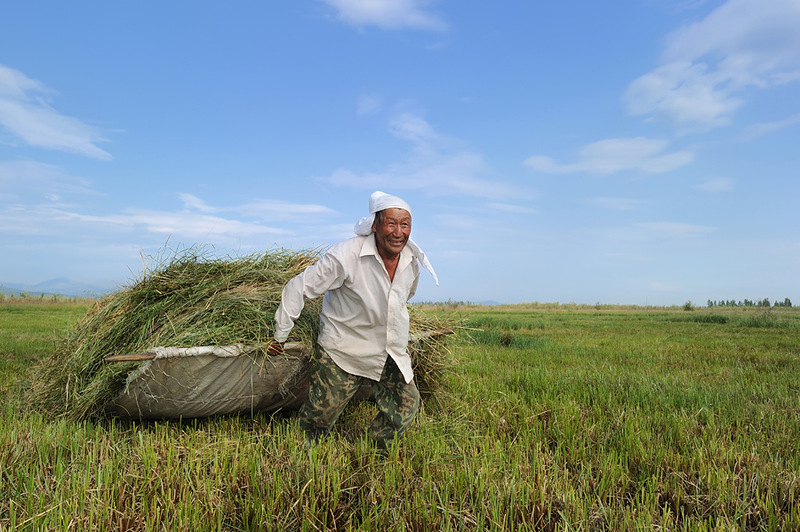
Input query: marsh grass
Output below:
<box><xmin>0</xmin><ymin>304</ymin><xmax>89</xmax><ymax>398</ymax></box>
<box><xmin>2</xmin><ymin>303</ymin><xmax>799</xmax><ymax>530</ymax></box>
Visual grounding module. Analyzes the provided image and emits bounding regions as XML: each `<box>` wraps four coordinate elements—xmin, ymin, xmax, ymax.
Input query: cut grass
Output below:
<box><xmin>22</xmin><ymin>247</ymin><xmax>453</xmax><ymax>420</ymax></box>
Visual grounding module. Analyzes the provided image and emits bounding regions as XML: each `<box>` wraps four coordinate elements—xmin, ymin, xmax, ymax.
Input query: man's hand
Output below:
<box><xmin>266</xmin><ymin>339</ymin><xmax>285</xmax><ymax>356</ymax></box>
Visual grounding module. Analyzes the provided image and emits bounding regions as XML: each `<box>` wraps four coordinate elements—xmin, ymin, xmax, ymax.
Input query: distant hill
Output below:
<box><xmin>0</xmin><ymin>278</ymin><xmax>115</xmax><ymax>298</ymax></box>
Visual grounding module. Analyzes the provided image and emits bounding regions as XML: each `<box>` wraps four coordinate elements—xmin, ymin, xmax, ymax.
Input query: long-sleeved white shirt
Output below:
<box><xmin>274</xmin><ymin>235</ymin><xmax>420</xmax><ymax>383</ymax></box>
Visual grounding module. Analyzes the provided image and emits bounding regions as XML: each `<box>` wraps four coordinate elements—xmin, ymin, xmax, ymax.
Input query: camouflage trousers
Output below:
<box><xmin>297</xmin><ymin>349</ymin><xmax>420</xmax><ymax>446</ymax></box>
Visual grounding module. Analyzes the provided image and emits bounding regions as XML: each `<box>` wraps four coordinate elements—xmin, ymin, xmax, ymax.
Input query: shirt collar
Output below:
<box><xmin>360</xmin><ymin>233</ymin><xmax>414</xmax><ymax>269</ymax></box>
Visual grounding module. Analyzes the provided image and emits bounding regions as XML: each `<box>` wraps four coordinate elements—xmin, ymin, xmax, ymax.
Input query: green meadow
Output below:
<box><xmin>1</xmin><ymin>300</ymin><xmax>799</xmax><ymax>530</ymax></box>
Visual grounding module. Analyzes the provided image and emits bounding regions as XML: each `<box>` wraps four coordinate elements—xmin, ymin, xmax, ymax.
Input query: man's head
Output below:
<box><xmin>372</xmin><ymin>207</ymin><xmax>412</xmax><ymax>259</ymax></box>
<box><xmin>352</xmin><ymin>191</ymin><xmax>438</xmax><ymax>285</ymax></box>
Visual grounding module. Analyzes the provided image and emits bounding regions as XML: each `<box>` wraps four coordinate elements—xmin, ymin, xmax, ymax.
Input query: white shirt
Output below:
<box><xmin>274</xmin><ymin>235</ymin><xmax>421</xmax><ymax>383</ymax></box>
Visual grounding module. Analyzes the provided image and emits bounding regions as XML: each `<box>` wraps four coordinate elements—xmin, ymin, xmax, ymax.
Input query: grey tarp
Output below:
<box><xmin>104</xmin><ymin>330</ymin><xmax>450</xmax><ymax>420</ymax></box>
<box><xmin>105</xmin><ymin>343</ymin><xmax>320</xmax><ymax>419</ymax></box>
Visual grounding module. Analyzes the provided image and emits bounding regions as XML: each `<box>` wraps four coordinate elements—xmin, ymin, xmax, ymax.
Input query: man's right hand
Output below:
<box><xmin>266</xmin><ymin>340</ymin><xmax>285</xmax><ymax>356</ymax></box>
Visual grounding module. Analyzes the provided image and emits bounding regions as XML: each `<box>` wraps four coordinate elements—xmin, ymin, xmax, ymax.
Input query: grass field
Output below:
<box><xmin>1</xmin><ymin>301</ymin><xmax>799</xmax><ymax>530</ymax></box>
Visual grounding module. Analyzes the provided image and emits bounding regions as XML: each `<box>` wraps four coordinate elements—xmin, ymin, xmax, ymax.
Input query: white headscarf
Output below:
<box><xmin>354</xmin><ymin>191</ymin><xmax>439</xmax><ymax>286</ymax></box>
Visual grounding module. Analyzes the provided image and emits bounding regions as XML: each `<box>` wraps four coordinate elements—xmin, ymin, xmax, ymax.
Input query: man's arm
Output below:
<box><xmin>273</xmin><ymin>252</ymin><xmax>346</xmax><ymax>342</ymax></box>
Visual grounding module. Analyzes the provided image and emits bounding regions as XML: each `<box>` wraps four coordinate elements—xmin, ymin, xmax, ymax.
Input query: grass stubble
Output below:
<box><xmin>2</xmin><ymin>298</ymin><xmax>799</xmax><ymax>530</ymax></box>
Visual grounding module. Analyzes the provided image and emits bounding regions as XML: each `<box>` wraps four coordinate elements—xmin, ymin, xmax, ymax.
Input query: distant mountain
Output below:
<box><xmin>1</xmin><ymin>278</ymin><xmax>116</xmax><ymax>298</ymax></box>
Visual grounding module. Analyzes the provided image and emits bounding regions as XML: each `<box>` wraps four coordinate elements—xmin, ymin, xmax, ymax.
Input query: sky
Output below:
<box><xmin>1</xmin><ymin>0</ymin><xmax>798</xmax><ymax>306</ymax></box>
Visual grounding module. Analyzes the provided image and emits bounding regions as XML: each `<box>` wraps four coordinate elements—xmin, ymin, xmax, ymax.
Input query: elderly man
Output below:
<box><xmin>272</xmin><ymin>191</ymin><xmax>438</xmax><ymax>447</ymax></box>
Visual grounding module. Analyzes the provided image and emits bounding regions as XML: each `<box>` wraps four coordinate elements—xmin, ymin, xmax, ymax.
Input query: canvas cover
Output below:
<box><xmin>105</xmin><ymin>343</ymin><xmax>321</xmax><ymax>419</ymax></box>
<box><xmin>104</xmin><ymin>329</ymin><xmax>450</xmax><ymax>420</ymax></box>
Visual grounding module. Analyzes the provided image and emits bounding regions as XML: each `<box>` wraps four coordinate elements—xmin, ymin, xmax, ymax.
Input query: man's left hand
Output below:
<box><xmin>266</xmin><ymin>340</ymin><xmax>285</xmax><ymax>356</ymax></box>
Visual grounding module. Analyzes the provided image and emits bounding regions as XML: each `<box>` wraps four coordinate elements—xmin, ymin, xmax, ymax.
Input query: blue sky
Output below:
<box><xmin>1</xmin><ymin>0</ymin><xmax>798</xmax><ymax>306</ymax></box>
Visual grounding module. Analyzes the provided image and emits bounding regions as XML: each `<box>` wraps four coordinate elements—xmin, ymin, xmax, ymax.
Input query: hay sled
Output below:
<box><xmin>103</xmin><ymin>343</ymin><xmax>313</xmax><ymax>419</ymax></box>
<box><xmin>102</xmin><ymin>330</ymin><xmax>452</xmax><ymax>420</ymax></box>
<box><xmin>25</xmin><ymin>248</ymin><xmax>453</xmax><ymax>420</ymax></box>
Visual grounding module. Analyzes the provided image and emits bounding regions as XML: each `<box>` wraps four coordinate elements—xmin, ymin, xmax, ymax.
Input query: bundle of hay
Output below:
<box><xmin>26</xmin><ymin>247</ymin><xmax>453</xmax><ymax>420</ymax></box>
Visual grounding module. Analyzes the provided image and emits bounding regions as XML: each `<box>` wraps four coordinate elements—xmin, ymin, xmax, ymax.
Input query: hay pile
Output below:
<box><xmin>26</xmin><ymin>247</ymin><xmax>453</xmax><ymax>420</ymax></box>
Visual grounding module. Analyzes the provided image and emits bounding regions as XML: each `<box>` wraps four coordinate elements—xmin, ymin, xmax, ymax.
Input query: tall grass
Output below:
<box><xmin>2</xmin><ymin>303</ymin><xmax>799</xmax><ymax>530</ymax></box>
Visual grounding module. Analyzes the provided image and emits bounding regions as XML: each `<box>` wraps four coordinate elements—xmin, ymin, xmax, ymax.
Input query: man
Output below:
<box><xmin>271</xmin><ymin>191</ymin><xmax>438</xmax><ymax>447</ymax></box>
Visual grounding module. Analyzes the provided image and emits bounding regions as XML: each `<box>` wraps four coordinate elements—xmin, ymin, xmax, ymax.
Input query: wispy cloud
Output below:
<box><xmin>235</xmin><ymin>199</ymin><xmax>339</xmax><ymax>222</ymax></box>
<box><xmin>637</xmin><ymin>222</ymin><xmax>716</xmax><ymax>238</ymax></box>
<box><xmin>435</xmin><ymin>213</ymin><xmax>480</xmax><ymax>230</ymax></box>
<box><xmin>60</xmin><ymin>208</ymin><xmax>289</xmax><ymax>239</ymax></box>
<box><xmin>0</xmin><ymin>64</ymin><xmax>112</xmax><ymax>160</ymax></box>
<box><xmin>524</xmin><ymin>137</ymin><xmax>693</xmax><ymax>175</ymax></box>
<box><xmin>178</xmin><ymin>193</ymin><xmax>338</xmax><ymax>221</ymax></box>
<box><xmin>326</xmin><ymin>111</ymin><xmax>528</xmax><ymax>199</ymax></box>
<box><xmin>319</xmin><ymin>0</ymin><xmax>446</xmax><ymax>31</ymax></box>
<box><xmin>357</xmin><ymin>94</ymin><xmax>383</xmax><ymax>116</ymax></box>
<box><xmin>624</xmin><ymin>0</ymin><xmax>800</xmax><ymax>131</ymax></box>
<box><xmin>486</xmin><ymin>202</ymin><xmax>537</xmax><ymax>214</ymax></box>
<box><xmin>586</xmin><ymin>197</ymin><xmax>643</xmax><ymax>211</ymax></box>
<box><xmin>695</xmin><ymin>177</ymin><xmax>734</xmax><ymax>193</ymax></box>
<box><xmin>738</xmin><ymin>113</ymin><xmax>800</xmax><ymax>141</ymax></box>
<box><xmin>0</xmin><ymin>160</ymin><xmax>98</xmax><ymax>203</ymax></box>
<box><xmin>389</xmin><ymin>112</ymin><xmax>438</xmax><ymax>147</ymax></box>
<box><xmin>0</xmin><ymin>183</ymin><xmax>343</xmax><ymax>254</ymax></box>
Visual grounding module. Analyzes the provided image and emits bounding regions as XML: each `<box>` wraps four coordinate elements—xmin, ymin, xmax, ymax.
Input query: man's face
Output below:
<box><xmin>372</xmin><ymin>208</ymin><xmax>412</xmax><ymax>259</ymax></box>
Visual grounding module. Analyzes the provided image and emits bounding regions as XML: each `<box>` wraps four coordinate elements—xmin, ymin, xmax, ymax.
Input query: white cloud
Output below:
<box><xmin>637</xmin><ymin>222</ymin><xmax>716</xmax><ymax>238</ymax></box>
<box><xmin>319</xmin><ymin>0</ymin><xmax>446</xmax><ymax>31</ymax></box>
<box><xmin>0</xmin><ymin>160</ymin><xmax>97</xmax><ymax>203</ymax></box>
<box><xmin>435</xmin><ymin>213</ymin><xmax>479</xmax><ymax>230</ymax></box>
<box><xmin>486</xmin><ymin>202</ymin><xmax>537</xmax><ymax>214</ymax></box>
<box><xmin>524</xmin><ymin>137</ymin><xmax>693</xmax><ymax>175</ymax></box>
<box><xmin>0</xmin><ymin>185</ymin><xmax>342</xmax><ymax>253</ymax></box>
<box><xmin>389</xmin><ymin>112</ymin><xmax>438</xmax><ymax>146</ymax></box>
<box><xmin>236</xmin><ymin>198</ymin><xmax>339</xmax><ymax>222</ymax></box>
<box><xmin>178</xmin><ymin>193</ymin><xmax>338</xmax><ymax>222</ymax></box>
<box><xmin>179</xmin><ymin>193</ymin><xmax>216</xmax><ymax>212</ymax></box>
<box><xmin>62</xmin><ymin>209</ymin><xmax>289</xmax><ymax>239</ymax></box>
<box><xmin>357</xmin><ymin>94</ymin><xmax>383</xmax><ymax>116</ymax></box>
<box><xmin>738</xmin><ymin>113</ymin><xmax>800</xmax><ymax>140</ymax></box>
<box><xmin>325</xmin><ymin>111</ymin><xmax>527</xmax><ymax>199</ymax></box>
<box><xmin>0</xmin><ymin>64</ymin><xmax>112</xmax><ymax>160</ymax></box>
<box><xmin>695</xmin><ymin>177</ymin><xmax>734</xmax><ymax>193</ymax></box>
<box><xmin>586</xmin><ymin>197</ymin><xmax>643</xmax><ymax>211</ymax></box>
<box><xmin>624</xmin><ymin>0</ymin><xmax>800</xmax><ymax>131</ymax></box>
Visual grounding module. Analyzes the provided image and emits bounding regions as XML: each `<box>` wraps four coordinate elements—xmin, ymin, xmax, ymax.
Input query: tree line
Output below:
<box><xmin>706</xmin><ymin>298</ymin><xmax>793</xmax><ymax>308</ymax></box>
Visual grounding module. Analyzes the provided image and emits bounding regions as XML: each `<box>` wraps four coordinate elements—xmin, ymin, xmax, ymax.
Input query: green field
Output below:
<box><xmin>1</xmin><ymin>301</ymin><xmax>799</xmax><ymax>530</ymax></box>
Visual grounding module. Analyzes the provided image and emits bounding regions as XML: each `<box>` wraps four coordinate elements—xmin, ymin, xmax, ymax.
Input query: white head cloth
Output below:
<box><xmin>354</xmin><ymin>191</ymin><xmax>439</xmax><ymax>286</ymax></box>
